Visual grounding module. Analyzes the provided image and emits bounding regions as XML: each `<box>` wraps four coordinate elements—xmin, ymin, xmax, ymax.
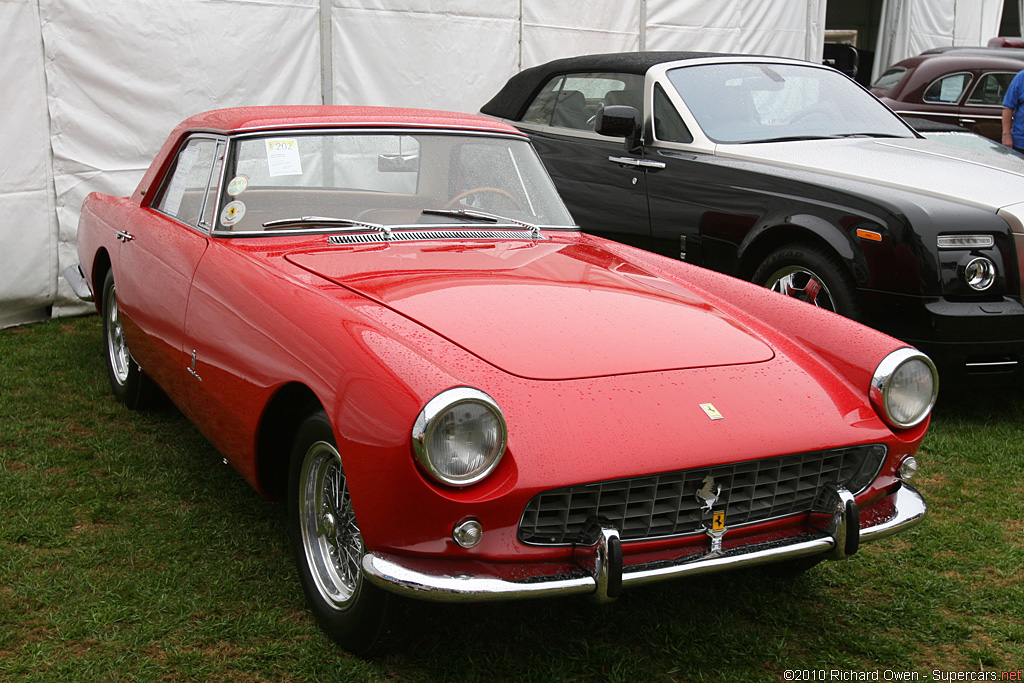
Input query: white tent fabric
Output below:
<box><xmin>1</xmin><ymin>0</ymin><xmax>58</xmax><ymax>328</ymax></box>
<box><xmin>0</xmin><ymin>0</ymin><xmax>989</xmax><ymax>327</ymax></box>
<box><xmin>645</xmin><ymin>0</ymin><xmax>827</xmax><ymax>62</ymax></box>
<box><xmin>873</xmin><ymin>0</ymin><xmax>1006</xmax><ymax>78</ymax></box>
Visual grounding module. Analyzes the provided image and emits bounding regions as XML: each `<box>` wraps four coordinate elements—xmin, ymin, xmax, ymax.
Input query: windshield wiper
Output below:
<box><xmin>744</xmin><ymin>135</ymin><xmax>839</xmax><ymax>144</ymax></box>
<box><xmin>834</xmin><ymin>132</ymin><xmax>907</xmax><ymax>139</ymax></box>
<box><xmin>421</xmin><ymin>208</ymin><xmax>540</xmax><ymax>235</ymax></box>
<box><xmin>262</xmin><ymin>215</ymin><xmax>389</xmax><ymax>233</ymax></box>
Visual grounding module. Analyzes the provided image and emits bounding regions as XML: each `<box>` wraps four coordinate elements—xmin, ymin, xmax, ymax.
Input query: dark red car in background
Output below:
<box><xmin>872</xmin><ymin>47</ymin><xmax>1024</xmax><ymax>142</ymax></box>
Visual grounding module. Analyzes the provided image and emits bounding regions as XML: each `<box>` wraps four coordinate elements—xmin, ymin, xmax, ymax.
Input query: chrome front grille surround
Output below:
<box><xmin>328</xmin><ymin>229</ymin><xmax>544</xmax><ymax>245</ymax></box>
<box><xmin>518</xmin><ymin>444</ymin><xmax>887</xmax><ymax>546</ymax></box>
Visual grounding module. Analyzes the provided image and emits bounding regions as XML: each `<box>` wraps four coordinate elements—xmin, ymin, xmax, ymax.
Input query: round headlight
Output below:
<box><xmin>963</xmin><ymin>257</ymin><xmax>996</xmax><ymax>291</ymax></box>
<box><xmin>412</xmin><ymin>388</ymin><xmax>507</xmax><ymax>486</ymax></box>
<box><xmin>870</xmin><ymin>348</ymin><xmax>939</xmax><ymax>429</ymax></box>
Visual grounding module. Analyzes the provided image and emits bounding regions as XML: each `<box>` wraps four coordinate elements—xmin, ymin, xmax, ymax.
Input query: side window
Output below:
<box><xmin>155</xmin><ymin>138</ymin><xmax>219</xmax><ymax>228</ymax></box>
<box><xmin>653</xmin><ymin>83</ymin><xmax>693</xmax><ymax>143</ymax></box>
<box><xmin>966</xmin><ymin>72</ymin><xmax>1015</xmax><ymax>106</ymax></box>
<box><xmin>871</xmin><ymin>66</ymin><xmax>906</xmax><ymax>91</ymax></box>
<box><xmin>520</xmin><ymin>73</ymin><xmax>644</xmax><ymax>132</ymax></box>
<box><xmin>522</xmin><ymin>76</ymin><xmax>565</xmax><ymax>125</ymax></box>
<box><xmin>923</xmin><ymin>73</ymin><xmax>971</xmax><ymax>103</ymax></box>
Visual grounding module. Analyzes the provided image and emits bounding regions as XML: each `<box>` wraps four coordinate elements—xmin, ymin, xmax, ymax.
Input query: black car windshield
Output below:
<box><xmin>214</xmin><ymin>132</ymin><xmax>575</xmax><ymax>234</ymax></box>
<box><xmin>667</xmin><ymin>62</ymin><xmax>914</xmax><ymax>144</ymax></box>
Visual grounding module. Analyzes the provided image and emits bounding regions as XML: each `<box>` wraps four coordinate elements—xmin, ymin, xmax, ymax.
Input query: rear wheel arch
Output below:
<box><xmin>91</xmin><ymin>248</ymin><xmax>112</xmax><ymax>313</ymax></box>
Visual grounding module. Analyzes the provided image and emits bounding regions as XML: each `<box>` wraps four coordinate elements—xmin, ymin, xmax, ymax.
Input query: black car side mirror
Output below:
<box><xmin>596</xmin><ymin>105</ymin><xmax>642</xmax><ymax>153</ymax></box>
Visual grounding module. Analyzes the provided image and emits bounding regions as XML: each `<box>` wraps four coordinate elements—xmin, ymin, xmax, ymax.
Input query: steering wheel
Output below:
<box><xmin>444</xmin><ymin>187</ymin><xmax>523</xmax><ymax>211</ymax></box>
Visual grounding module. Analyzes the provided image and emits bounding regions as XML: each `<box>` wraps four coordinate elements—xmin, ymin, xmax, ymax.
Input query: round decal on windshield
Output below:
<box><xmin>220</xmin><ymin>200</ymin><xmax>246</xmax><ymax>227</ymax></box>
<box><xmin>226</xmin><ymin>175</ymin><xmax>249</xmax><ymax>196</ymax></box>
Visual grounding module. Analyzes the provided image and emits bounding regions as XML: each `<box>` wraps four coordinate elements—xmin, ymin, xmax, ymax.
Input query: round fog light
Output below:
<box><xmin>964</xmin><ymin>257</ymin><xmax>996</xmax><ymax>291</ymax></box>
<box><xmin>898</xmin><ymin>456</ymin><xmax>919</xmax><ymax>481</ymax></box>
<box><xmin>453</xmin><ymin>518</ymin><xmax>483</xmax><ymax>548</ymax></box>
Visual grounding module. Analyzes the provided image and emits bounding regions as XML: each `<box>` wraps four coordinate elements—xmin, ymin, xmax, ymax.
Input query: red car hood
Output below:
<box><xmin>286</xmin><ymin>238</ymin><xmax>774</xmax><ymax>380</ymax></box>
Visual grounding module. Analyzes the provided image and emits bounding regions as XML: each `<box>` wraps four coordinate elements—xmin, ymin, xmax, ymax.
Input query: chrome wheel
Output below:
<box><xmin>764</xmin><ymin>265</ymin><xmax>836</xmax><ymax>311</ymax></box>
<box><xmin>105</xmin><ymin>283</ymin><xmax>131</xmax><ymax>386</ymax></box>
<box><xmin>299</xmin><ymin>440</ymin><xmax>363</xmax><ymax>610</ymax></box>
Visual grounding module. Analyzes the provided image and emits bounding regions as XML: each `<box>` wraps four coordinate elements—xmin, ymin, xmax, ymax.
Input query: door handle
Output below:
<box><xmin>607</xmin><ymin>156</ymin><xmax>666</xmax><ymax>170</ymax></box>
<box><xmin>116</xmin><ymin>230</ymin><xmax>134</xmax><ymax>243</ymax></box>
<box><xmin>959</xmin><ymin>118</ymin><xmax>976</xmax><ymax>125</ymax></box>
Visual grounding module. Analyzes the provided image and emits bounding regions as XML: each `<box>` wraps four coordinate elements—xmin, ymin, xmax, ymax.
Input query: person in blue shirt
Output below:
<box><xmin>1002</xmin><ymin>69</ymin><xmax>1024</xmax><ymax>151</ymax></box>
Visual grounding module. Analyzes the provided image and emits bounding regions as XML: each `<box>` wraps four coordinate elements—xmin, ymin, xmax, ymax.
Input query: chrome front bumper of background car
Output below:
<box><xmin>362</xmin><ymin>484</ymin><xmax>926</xmax><ymax>604</ymax></box>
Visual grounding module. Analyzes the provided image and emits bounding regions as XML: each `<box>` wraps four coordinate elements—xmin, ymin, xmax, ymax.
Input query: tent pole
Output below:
<box><xmin>639</xmin><ymin>0</ymin><xmax>647</xmax><ymax>51</ymax></box>
<box><xmin>320</xmin><ymin>0</ymin><xmax>333</xmax><ymax>105</ymax></box>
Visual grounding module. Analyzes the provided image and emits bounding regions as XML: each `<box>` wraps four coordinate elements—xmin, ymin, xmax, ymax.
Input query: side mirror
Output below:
<box><xmin>595</xmin><ymin>105</ymin><xmax>642</xmax><ymax>153</ymax></box>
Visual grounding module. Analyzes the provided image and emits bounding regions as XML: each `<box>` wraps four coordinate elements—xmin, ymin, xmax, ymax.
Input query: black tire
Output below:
<box><xmin>287</xmin><ymin>410</ymin><xmax>388</xmax><ymax>655</ymax></box>
<box><xmin>100</xmin><ymin>269</ymin><xmax>156</xmax><ymax>409</ymax></box>
<box><xmin>751</xmin><ymin>243</ymin><xmax>863</xmax><ymax>320</ymax></box>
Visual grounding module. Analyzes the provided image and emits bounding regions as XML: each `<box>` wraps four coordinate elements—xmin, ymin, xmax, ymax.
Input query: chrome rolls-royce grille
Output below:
<box><xmin>518</xmin><ymin>444</ymin><xmax>886</xmax><ymax>546</ymax></box>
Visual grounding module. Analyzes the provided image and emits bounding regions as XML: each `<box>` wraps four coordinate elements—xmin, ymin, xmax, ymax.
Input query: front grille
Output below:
<box><xmin>518</xmin><ymin>444</ymin><xmax>885</xmax><ymax>546</ymax></box>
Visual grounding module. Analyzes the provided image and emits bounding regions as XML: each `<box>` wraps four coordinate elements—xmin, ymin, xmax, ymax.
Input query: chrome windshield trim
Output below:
<box><xmin>328</xmin><ymin>227</ymin><xmax>546</xmax><ymax>245</ymax></box>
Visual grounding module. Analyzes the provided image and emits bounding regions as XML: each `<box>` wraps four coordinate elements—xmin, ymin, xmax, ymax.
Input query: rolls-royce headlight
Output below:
<box><xmin>870</xmin><ymin>349</ymin><xmax>939</xmax><ymax>429</ymax></box>
<box><xmin>412</xmin><ymin>387</ymin><xmax>507</xmax><ymax>486</ymax></box>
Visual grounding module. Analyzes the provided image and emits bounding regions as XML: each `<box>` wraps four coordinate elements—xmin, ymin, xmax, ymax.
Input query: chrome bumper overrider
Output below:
<box><xmin>64</xmin><ymin>264</ymin><xmax>94</xmax><ymax>302</ymax></box>
<box><xmin>362</xmin><ymin>484</ymin><xmax>926</xmax><ymax>604</ymax></box>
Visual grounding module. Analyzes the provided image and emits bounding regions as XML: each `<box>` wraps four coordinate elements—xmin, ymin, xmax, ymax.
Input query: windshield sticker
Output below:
<box><xmin>220</xmin><ymin>200</ymin><xmax>246</xmax><ymax>227</ymax></box>
<box><xmin>226</xmin><ymin>175</ymin><xmax>248</xmax><ymax>196</ymax></box>
<box><xmin>266</xmin><ymin>138</ymin><xmax>302</xmax><ymax>176</ymax></box>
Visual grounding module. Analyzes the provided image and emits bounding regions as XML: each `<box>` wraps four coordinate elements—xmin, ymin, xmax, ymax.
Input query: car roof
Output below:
<box><xmin>920</xmin><ymin>46</ymin><xmax>1024</xmax><ymax>61</ymax></box>
<box><xmin>481</xmin><ymin>51</ymin><xmax>760</xmax><ymax>120</ymax></box>
<box><xmin>173</xmin><ymin>105</ymin><xmax>522</xmax><ymax>136</ymax></box>
<box><xmin>895</xmin><ymin>47</ymin><xmax>1024</xmax><ymax>69</ymax></box>
<box><xmin>133</xmin><ymin>106</ymin><xmax>524</xmax><ymax>204</ymax></box>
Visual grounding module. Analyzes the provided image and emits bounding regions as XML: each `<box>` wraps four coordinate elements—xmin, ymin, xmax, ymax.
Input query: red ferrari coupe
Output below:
<box><xmin>67</xmin><ymin>106</ymin><xmax>935</xmax><ymax>654</ymax></box>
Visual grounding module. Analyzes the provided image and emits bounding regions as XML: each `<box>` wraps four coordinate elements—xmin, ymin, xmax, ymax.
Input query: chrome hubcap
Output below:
<box><xmin>105</xmin><ymin>285</ymin><xmax>131</xmax><ymax>385</ymax></box>
<box><xmin>765</xmin><ymin>266</ymin><xmax>836</xmax><ymax>311</ymax></box>
<box><xmin>299</xmin><ymin>441</ymin><xmax>363</xmax><ymax>610</ymax></box>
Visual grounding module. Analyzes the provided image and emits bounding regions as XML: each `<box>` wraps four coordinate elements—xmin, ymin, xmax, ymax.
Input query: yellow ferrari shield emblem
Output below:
<box><xmin>700</xmin><ymin>403</ymin><xmax>724</xmax><ymax>420</ymax></box>
<box><xmin>712</xmin><ymin>511</ymin><xmax>726</xmax><ymax>531</ymax></box>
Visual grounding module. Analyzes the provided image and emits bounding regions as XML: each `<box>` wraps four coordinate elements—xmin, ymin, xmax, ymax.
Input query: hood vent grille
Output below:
<box><xmin>328</xmin><ymin>229</ymin><xmax>545</xmax><ymax>245</ymax></box>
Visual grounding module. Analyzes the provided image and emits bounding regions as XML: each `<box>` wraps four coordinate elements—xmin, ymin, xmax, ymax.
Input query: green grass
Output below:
<box><xmin>1</xmin><ymin>315</ymin><xmax>1022</xmax><ymax>682</ymax></box>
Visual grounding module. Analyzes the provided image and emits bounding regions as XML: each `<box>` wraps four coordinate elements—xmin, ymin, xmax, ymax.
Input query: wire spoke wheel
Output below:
<box><xmin>105</xmin><ymin>285</ymin><xmax>131</xmax><ymax>386</ymax></box>
<box><xmin>288</xmin><ymin>410</ymin><xmax>389</xmax><ymax>654</ymax></box>
<box><xmin>299</xmin><ymin>441</ymin><xmax>363</xmax><ymax>609</ymax></box>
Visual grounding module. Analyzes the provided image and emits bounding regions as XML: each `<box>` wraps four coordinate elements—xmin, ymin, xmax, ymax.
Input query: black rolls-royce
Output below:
<box><xmin>482</xmin><ymin>52</ymin><xmax>1024</xmax><ymax>383</ymax></box>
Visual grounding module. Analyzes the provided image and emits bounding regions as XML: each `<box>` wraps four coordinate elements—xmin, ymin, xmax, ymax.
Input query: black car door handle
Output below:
<box><xmin>608</xmin><ymin>156</ymin><xmax>666</xmax><ymax>170</ymax></box>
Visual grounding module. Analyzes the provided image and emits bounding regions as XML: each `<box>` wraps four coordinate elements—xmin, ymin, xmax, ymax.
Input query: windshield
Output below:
<box><xmin>667</xmin><ymin>63</ymin><xmax>914</xmax><ymax>144</ymax></box>
<box><xmin>214</xmin><ymin>132</ymin><xmax>575</xmax><ymax>234</ymax></box>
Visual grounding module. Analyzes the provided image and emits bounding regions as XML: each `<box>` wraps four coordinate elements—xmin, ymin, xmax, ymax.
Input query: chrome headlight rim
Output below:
<box><xmin>963</xmin><ymin>256</ymin><xmax>996</xmax><ymax>291</ymax></box>
<box><xmin>870</xmin><ymin>348</ymin><xmax>939</xmax><ymax>429</ymax></box>
<box><xmin>411</xmin><ymin>387</ymin><xmax>507</xmax><ymax>487</ymax></box>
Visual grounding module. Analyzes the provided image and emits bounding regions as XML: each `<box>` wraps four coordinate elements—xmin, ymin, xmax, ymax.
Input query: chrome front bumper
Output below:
<box><xmin>362</xmin><ymin>484</ymin><xmax>926</xmax><ymax>604</ymax></box>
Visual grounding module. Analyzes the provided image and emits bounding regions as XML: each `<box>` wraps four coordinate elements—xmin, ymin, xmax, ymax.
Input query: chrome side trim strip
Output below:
<box><xmin>64</xmin><ymin>265</ymin><xmax>94</xmax><ymax>302</ymax></box>
<box><xmin>362</xmin><ymin>485</ymin><xmax>926</xmax><ymax>604</ymax></box>
<box><xmin>965</xmin><ymin>360</ymin><xmax>1018</xmax><ymax>368</ymax></box>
